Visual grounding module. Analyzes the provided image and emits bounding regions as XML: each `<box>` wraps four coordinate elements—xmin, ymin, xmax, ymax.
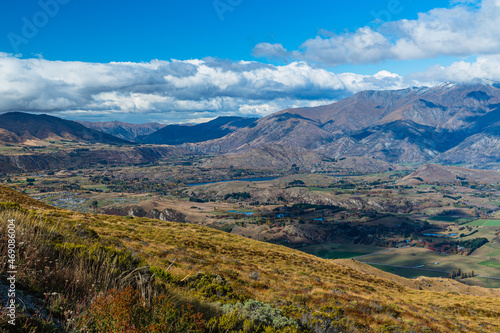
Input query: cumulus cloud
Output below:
<box><xmin>0</xmin><ymin>54</ymin><xmax>413</xmax><ymax>122</ymax></box>
<box><xmin>254</xmin><ymin>0</ymin><xmax>500</xmax><ymax>66</ymax></box>
<box><xmin>409</xmin><ymin>55</ymin><xmax>500</xmax><ymax>83</ymax></box>
<box><xmin>252</xmin><ymin>43</ymin><xmax>289</xmax><ymax>61</ymax></box>
<box><xmin>4</xmin><ymin>51</ymin><xmax>500</xmax><ymax>123</ymax></box>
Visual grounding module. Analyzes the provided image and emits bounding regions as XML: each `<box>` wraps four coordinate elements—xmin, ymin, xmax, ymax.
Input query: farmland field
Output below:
<box><xmin>465</xmin><ymin>219</ymin><xmax>500</xmax><ymax>227</ymax></box>
<box><xmin>368</xmin><ymin>264</ymin><xmax>445</xmax><ymax>279</ymax></box>
<box><xmin>356</xmin><ymin>246</ymin><xmax>500</xmax><ymax>281</ymax></box>
<box><xmin>466</xmin><ymin>277</ymin><xmax>500</xmax><ymax>288</ymax></box>
<box><xmin>479</xmin><ymin>259</ymin><xmax>500</xmax><ymax>268</ymax></box>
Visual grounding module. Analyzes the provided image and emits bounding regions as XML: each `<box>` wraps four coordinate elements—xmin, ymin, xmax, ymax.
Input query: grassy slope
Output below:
<box><xmin>35</xmin><ymin>208</ymin><xmax>500</xmax><ymax>333</ymax></box>
<box><xmin>1</xmin><ymin>185</ymin><xmax>500</xmax><ymax>332</ymax></box>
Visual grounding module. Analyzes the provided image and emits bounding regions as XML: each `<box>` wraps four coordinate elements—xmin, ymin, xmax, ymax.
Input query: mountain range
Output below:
<box><xmin>0</xmin><ymin>113</ymin><xmax>256</xmax><ymax>146</ymax></box>
<box><xmin>195</xmin><ymin>82</ymin><xmax>500</xmax><ymax>168</ymax></box>
<box><xmin>78</xmin><ymin>120</ymin><xmax>167</xmax><ymax>142</ymax></box>
<box><xmin>137</xmin><ymin>116</ymin><xmax>258</xmax><ymax>144</ymax></box>
<box><xmin>3</xmin><ymin>82</ymin><xmax>500</xmax><ymax>170</ymax></box>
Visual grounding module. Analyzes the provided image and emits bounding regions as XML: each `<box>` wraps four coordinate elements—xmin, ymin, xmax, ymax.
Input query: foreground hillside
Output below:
<box><xmin>0</xmin><ymin>184</ymin><xmax>53</xmax><ymax>210</ymax></box>
<box><xmin>1</xmin><ymin>185</ymin><xmax>500</xmax><ymax>332</ymax></box>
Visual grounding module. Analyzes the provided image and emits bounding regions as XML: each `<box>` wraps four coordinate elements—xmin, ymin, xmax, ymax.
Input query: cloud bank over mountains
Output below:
<box><xmin>0</xmin><ymin>54</ymin><xmax>411</xmax><ymax>122</ymax></box>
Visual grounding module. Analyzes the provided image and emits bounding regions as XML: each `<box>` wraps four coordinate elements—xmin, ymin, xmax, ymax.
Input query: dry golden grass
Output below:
<box><xmin>1</xmin><ymin>183</ymin><xmax>500</xmax><ymax>332</ymax></box>
<box><xmin>24</xmin><ymin>206</ymin><xmax>500</xmax><ymax>333</ymax></box>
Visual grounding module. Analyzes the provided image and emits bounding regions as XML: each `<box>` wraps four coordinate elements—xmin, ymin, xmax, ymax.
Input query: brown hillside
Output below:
<box><xmin>399</xmin><ymin>164</ymin><xmax>500</xmax><ymax>185</ymax></box>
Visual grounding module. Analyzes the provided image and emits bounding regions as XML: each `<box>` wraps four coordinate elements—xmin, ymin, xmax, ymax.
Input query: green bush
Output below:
<box><xmin>220</xmin><ymin>299</ymin><xmax>298</xmax><ymax>330</ymax></box>
<box><xmin>300</xmin><ymin>305</ymin><xmax>362</xmax><ymax>333</ymax></box>
<box><xmin>184</xmin><ymin>273</ymin><xmax>245</xmax><ymax>302</ymax></box>
<box><xmin>0</xmin><ymin>202</ymin><xmax>23</xmax><ymax>211</ymax></box>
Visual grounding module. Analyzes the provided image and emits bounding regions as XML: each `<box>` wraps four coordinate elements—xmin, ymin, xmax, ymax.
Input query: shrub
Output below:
<box><xmin>220</xmin><ymin>299</ymin><xmax>298</xmax><ymax>329</ymax></box>
<box><xmin>300</xmin><ymin>305</ymin><xmax>362</xmax><ymax>333</ymax></box>
<box><xmin>184</xmin><ymin>273</ymin><xmax>244</xmax><ymax>302</ymax></box>
<box><xmin>0</xmin><ymin>202</ymin><xmax>23</xmax><ymax>211</ymax></box>
<box><xmin>81</xmin><ymin>287</ymin><xmax>205</xmax><ymax>333</ymax></box>
<box><xmin>224</xmin><ymin>192</ymin><xmax>251</xmax><ymax>201</ymax></box>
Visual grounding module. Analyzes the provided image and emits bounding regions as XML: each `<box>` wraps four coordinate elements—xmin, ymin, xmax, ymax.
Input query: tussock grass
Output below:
<box><xmin>1</xmin><ymin>200</ymin><xmax>500</xmax><ymax>332</ymax></box>
<box><xmin>0</xmin><ymin>209</ymin><xmax>195</xmax><ymax>332</ymax></box>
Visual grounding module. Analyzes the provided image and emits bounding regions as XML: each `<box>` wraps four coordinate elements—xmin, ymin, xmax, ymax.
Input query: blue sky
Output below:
<box><xmin>2</xmin><ymin>0</ymin><xmax>449</xmax><ymax>64</ymax></box>
<box><xmin>0</xmin><ymin>0</ymin><xmax>499</xmax><ymax>123</ymax></box>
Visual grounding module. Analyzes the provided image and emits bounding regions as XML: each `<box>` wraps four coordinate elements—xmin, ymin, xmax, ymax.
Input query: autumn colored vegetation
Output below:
<box><xmin>1</xmin><ymin>194</ymin><xmax>500</xmax><ymax>332</ymax></box>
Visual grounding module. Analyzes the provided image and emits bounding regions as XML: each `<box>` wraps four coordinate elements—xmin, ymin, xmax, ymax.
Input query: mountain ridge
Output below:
<box><xmin>138</xmin><ymin>116</ymin><xmax>258</xmax><ymax>144</ymax></box>
<box><xmin>78</xmin><ymin>120</ymin><xmax>167</xmax><ymax>142</ymax></box>
<box><xmin>195</xmin><ymin>82</ymin><xmax>500</xmax><ymax>168</ymax></box>
<box><xmin>0</xmin><ymin>112</ymin><xmax>130</xmax><ymax>145</ymax></box>
<box><xmin>4</xmin><ymin>82</ymin><xmax>500</xmax><ymax>169</ymax></box>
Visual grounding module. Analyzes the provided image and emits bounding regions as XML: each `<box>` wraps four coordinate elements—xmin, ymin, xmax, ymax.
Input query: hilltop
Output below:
<box><xmin>0</xmin><ymin>184</ymin><xmax>53</xmax><ymax>209</ymax></box>
<box><xmin>399</xmin><ymin>164</ymin><xmax>500</xmax><ymax>185</ymax></box>
<box><xmin>138</xmin><ymin>116</ymin><xmax>258</xmax><ymax>144</ymax></box>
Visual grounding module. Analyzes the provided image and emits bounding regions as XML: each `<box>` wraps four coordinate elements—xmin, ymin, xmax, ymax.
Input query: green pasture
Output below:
<box><xmin>465</xmin><ymin>219</ymin><xmax>500</xmax><ymax>227</ymax></box>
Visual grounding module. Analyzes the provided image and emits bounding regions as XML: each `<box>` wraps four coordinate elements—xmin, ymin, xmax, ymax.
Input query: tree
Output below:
<box><xmin>90</xmin><ymin>200</ymin><xmax>99</xmax><ymax>213</ymax></box>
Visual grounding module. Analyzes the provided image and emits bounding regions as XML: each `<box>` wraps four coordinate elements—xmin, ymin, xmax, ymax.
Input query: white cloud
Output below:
<box><xmin>187</xmin><ymin>117</ymin><xmax>217</xmax><ymax>124</ymax></box>
<box><xmin>4</xmin><ymin>51</ymin><xmax>500</xmax><ymax>123</ymax></box>
<box><xmin>252</xmin><ymin>43</ymin><xmax>289</xmax><ymax>61</ymax></box>
<box><xmin>410</xmin><ymin>55</ymin><xmax>500</xmax><ymax>83</ymax></box>
<box><xmin>0</xmin><ymin>54</ymin><xmax>412</xmax><ymax>122</ymax></box>
<box><xmin>254</xmin><ymin>0</ymin><xmax>500</xmax><ymax>66</ymax></box>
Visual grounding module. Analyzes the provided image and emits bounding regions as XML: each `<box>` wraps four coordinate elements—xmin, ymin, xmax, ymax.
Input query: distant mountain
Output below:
<box><xmin>0</xmin><ymin>145</ymin><xmax>189</xmax><ymax>173</ymax></box>
<box><xmin>198</xmin><ymin>82</ymin><xmax>500</xmax><ymax>167</ymax></box>
<box><xmin>6</xmin><ymin>82</ymin><xmax>500</xmax><ymax>169</ymax></box>
<box><xmin>202</xmin><ymin>144</ymin><xmax>334</xmax><ymax>171</ymax></box>
<box><xmin>202</xmin><ymin>143</ymin><xmax>403</xmax><ymax>174</ymax></box>
<box><xmin>78</xmin><ymin>120</ymin><xmax>166</xmax><ymax>142</ymax></box>
<box><xmin>0</xmin><ymin>112</ymin><xmax>130</xmax><ymax>144</ymax></box>
<box><xmin>138</xmin><ymin>116</ymin><xmax>258</xmax><ymax>144</ymax></box>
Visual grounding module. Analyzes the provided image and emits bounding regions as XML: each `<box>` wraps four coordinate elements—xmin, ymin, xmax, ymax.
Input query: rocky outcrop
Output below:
<box><xmin>101</xmin><ymin>205</ymin><xmax>187</xmax><ymax>222</ymax></box>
